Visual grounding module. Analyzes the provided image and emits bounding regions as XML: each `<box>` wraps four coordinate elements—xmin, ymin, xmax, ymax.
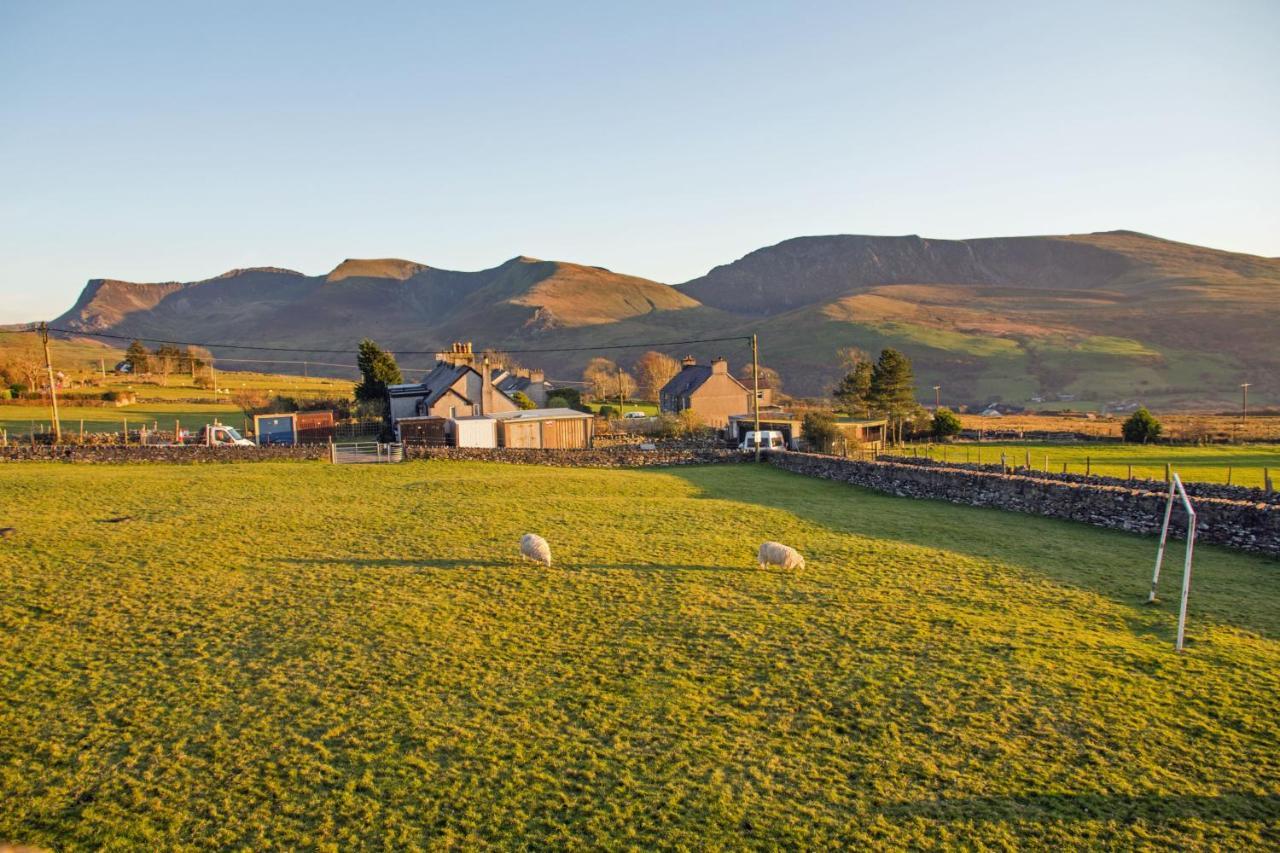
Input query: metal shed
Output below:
<box><xmin>452</xmin><ymin>416</ymin><xmax>498</xmax><ymax>448</ymax></box>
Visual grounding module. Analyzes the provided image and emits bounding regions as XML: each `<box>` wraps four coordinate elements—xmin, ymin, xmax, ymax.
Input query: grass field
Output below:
<box><xmin>2</xmin><ymin>461</ymin><xmax>1278</xmax><ymax>849</ymax></box>
<box><xmin>917</xmin><ymin>442</ymin><xmax>1280</xmax><ymax>488</ymax></box>
<box><xmin>1</xmin><ymin>370</ymin><xmax>354</xmax><ymax>439</ymax></box>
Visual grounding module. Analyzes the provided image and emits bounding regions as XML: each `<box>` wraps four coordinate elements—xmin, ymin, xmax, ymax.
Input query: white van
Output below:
<box><xmin>739</xmin><ymin>430</ymin><xmax>786</xmax><ymax>450</ymax></box>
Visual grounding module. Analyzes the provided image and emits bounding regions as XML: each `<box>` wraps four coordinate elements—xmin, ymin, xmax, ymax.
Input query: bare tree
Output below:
<box><xmin>582</xmin><ymin>357</ymin><xmax>618</xmax><ymax>401</ymax></box>
<box><xmin>633</xmin><ymin>351</ymin><xmax>680</xmax><ymax>401</ymax></box>
<box><xmin>737</xmin><ymin>362</ymin><xmax>783</xmax><ymax>394</ymax></box>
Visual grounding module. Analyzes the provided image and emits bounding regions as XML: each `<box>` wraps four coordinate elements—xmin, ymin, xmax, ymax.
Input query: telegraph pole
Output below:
<box><xmin>38</xmin><ymin>322</ymin><xmax>62</xmax><ymax>443</ymax></box>
<box><xmin>752</xmin><ymin>333</ymin><xmax>761</xmax><ymax>460</ymax></box>
<box><xmin>933</xmin><ymin>385</ymin><xmax>941</xmax><ymax>410</ymax></box>
<box><xmin>1241</xmin><ymin>383</ymin><xmax>1251</xmax><ymax>429</ymax></box>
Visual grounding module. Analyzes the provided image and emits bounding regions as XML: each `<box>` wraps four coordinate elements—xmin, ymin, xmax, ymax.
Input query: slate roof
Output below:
<box><xmin>660</xmin><ymin>365</ymin><xmax>713</xmax><ymax>399</ymax></box>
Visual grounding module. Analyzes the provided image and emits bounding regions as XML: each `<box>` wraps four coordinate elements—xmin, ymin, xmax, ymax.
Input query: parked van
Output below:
<box><xmin>739</xmin><ymin>430</ymin><xmax>785</xmax><ymax>450</ymax></box>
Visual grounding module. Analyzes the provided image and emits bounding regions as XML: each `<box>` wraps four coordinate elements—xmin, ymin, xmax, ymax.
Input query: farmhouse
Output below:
<box><xmin>660</xmin><ymin>356</ymin><xmax>770</xmax><ymax>428</ymax></box>
<box><xmin>387</xmin><ymin>342</ymin><xmax>521</xmax><ymax>430</ymax></box>
<box><xmin>495</xmin><ymin>368</ymin><xmax>553</xmax><ymax>407</ymax></box>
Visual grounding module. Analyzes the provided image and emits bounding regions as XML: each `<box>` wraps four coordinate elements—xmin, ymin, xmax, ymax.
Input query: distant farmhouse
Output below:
<box><xmin>388</xmin><ymin>342</ymin><xmax>520</xmax><ymax>424</ymax></box>
<box><xmin>659</xmin><ymin>356</ymin><xmax>771</xmax><ymax>428</ymax></box>
<box><xmin>387</xmin><ymin>341</ymin><xmax>592</xmax><ymax>449</ymax></box>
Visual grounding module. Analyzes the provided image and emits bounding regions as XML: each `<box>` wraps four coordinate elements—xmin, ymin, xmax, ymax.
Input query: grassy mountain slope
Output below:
<box><xmin>49</xmin><ymin>232</ymin><xmax>1280</xmax><ymax>405</ymax></box>
<box><xmin>677</xmin><ymin>231</ymin><xmax>1280</xmax><ymax>404</ymax></box>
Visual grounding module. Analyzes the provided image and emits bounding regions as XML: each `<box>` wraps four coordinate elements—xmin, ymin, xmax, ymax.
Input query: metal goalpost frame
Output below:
<box><xmin>1146</xmin><ymin>473</ymin><xmax>1197</xmax><ymax>652</ymax></box>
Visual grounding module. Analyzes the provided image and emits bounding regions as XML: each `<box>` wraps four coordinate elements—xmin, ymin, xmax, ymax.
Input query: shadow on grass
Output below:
<box><xmin>659</xmin><ymin>465</ymin><xmax>1280</xmax><ymax>640</ymax></box>
<box><xmin>876</xmin><ymin>791</ymin><xmax>1280</xmax><ymax>823</ymax></box>
<box><xmin>281</xmin><ymin>557</ymin><xmax>741</xmax><ymax>573</ymax></box>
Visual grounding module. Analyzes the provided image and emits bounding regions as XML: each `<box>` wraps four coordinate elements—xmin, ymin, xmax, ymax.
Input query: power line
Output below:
<box><xmin>43</xmin><ymin>324</ymin><xmax>753</xmax><ymax>357</ymax></box>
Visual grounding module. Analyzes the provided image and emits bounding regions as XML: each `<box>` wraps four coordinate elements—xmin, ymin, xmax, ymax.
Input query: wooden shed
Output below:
<box><xmin>492</xmin><ymin>408</ymin><xmax>594</xmax><ymax>449</ymax></box>
<box><xmin>397</xmin><ymin>415</ymin><xmax>449</xmax><ymax>445</ymax></box>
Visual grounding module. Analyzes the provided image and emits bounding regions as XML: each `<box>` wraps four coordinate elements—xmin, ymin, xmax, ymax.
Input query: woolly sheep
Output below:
<box><xmin>520</xmin><ymin>533</ymin><xmax>553</xmax><ymax>567</ymax></box>
<box><xmin>757</xmin><ymin>541</ymin><xmax>804</xmax><ymax>571</ymax></box>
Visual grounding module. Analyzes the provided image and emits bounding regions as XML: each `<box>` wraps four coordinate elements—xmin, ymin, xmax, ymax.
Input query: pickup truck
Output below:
<box><xmin>194</xmin><ymin>424</ymin><xmax>255</xmax><ymax>447</ymax></box>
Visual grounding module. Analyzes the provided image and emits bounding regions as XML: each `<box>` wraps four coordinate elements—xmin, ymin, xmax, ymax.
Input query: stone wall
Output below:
<box><xmin>0</xmin><ymin>443</ymin><xmax>745</xmax><ymax>468</ymax></box>
<box><xmin>404</xmin><ymin>446</ymin><xmax>747</xmax><ymax>467</ymax></box>
<box><xmin>768</xmin><ymin>451</ymin><xmax>1280</xmax><ymax>557</ymax></box>
<box><xmin>0</xmin><ymin>444</ymin><xmax>330</xmax><ymax>463</ymax></box>
<box><xmin>876</xmin><ymin>454</ymin><xmax>1280</xmax><ymax>506</ymax></box>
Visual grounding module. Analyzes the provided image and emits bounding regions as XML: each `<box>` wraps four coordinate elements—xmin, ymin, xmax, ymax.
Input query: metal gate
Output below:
<box><xmin>330</xmin><ymin>442</ymin><xmax>404</xmax><ymax>464</ymax></box>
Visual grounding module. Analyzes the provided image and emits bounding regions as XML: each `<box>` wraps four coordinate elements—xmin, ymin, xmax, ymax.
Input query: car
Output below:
<box><xmin>739</xmin><ymin>430</ymin><xmax>786</xmax><ymax>450</ymax></box>
<box><xmin>623</xmin><ymin>411</ymin><xmax>648</xmax><ymax>419</ymax></box>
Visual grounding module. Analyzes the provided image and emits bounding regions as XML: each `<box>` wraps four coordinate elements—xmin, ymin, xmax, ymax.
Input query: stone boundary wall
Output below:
<box><xmin>877</xmin><ymin>454</ymin><xmax>1280</xmax><ymax>506</ymax></box>
<box><xmin>0</xmin><ymin>444</ymin><xmax>746</xmax><ymax>468</ymax></box>
<box><xmin>768</xmin><ymin>451</ymin><xmax>1280</xmax><ymax>557</ymax></box>
<box><xmin>404</xmin><ymin>446</ymin><xmax>748</xmax><ymax>467</ymax></box>
<box><xmin>0</xmin><ymin>445</ymin><xmax>330</xmax><ymax>463</ymax></box>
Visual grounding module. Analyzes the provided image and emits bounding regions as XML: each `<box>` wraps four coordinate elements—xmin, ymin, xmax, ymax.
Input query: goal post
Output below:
<box><xmin>1146</xmin><ymin>473</ymin><xmax>1197</xmax><ymax>652</ymax></box>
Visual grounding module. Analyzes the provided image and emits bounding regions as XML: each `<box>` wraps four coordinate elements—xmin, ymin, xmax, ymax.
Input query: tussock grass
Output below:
<box><xmin>1</xmin><ymin>462</ymin><xmax>1278</xmax><ymax>848</ymax></box>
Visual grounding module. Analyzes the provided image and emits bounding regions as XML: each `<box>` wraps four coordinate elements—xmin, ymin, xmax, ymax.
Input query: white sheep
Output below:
<box><xmin>757</xmin><ymin>541</ymin><xmax>805</xmax><ymax>571</ymax></box>
<box><xmin>520</xmin><ymin>533</ymin><xmax>553</xmax><ymax>567</ymax></box>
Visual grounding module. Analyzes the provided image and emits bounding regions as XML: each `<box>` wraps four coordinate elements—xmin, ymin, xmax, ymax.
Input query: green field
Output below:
<box><xmin>2</xmin><ymin>462</ymin><xmax>1278</xmax><ymax>848</ymax></box>
<box><xmin>1</xmin><ymin>370</ymin><xmax>354</xmax><ymax>439</ymax></box>
<box><xmin>916</xmin><ymin>442</ymin><xmax>1280</xmax><ymax>488</ymax></box>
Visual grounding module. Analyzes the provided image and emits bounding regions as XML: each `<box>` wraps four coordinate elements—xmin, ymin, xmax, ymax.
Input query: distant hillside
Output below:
<box><xmin>676</xmin><ymin>231</ymin><xmax>1280</xmax><ymax>404</ymax></box>
<box><xmin>50</xmin><ymin>232</ymin><xmax>1280</xmax><ymax>406</ymax></box>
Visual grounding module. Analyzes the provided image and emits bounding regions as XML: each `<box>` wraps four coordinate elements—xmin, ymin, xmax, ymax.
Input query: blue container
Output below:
<box><xmin>254</xmin><ymin>414</ymin><xmax>297</xmax><ymax>446</ymax></box>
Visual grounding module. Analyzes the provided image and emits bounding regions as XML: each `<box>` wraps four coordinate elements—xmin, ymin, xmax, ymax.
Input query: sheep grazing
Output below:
<box><xmin>520</xmin><ymin>533</ymin><xmax>553</xmax><ymax>567</ymax></box>
<box><xmin>757</xmin><ymin>541</ymin><xmax>804</xmax><ymax>571</ymax></box>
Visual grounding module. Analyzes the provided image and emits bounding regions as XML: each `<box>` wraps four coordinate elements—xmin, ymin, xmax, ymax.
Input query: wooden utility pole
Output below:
<box><xmin>617</xmin><ymin>364</ymin><xmax>624</xmax><ymax>413</ymax></box>
<box><xmin>1240</xmin><ymin>383</ymin><xmax>1251</xmax><ymax>431</ymax></box>
<box><xmin>751</xmin><ymin>334</ymin><xmax>761</xmax><ymax>460</ymax></box>
<box><xmin>933</xmin><ymin>385</ymin><xmax>941</xmax><ymax>410</ymax></box>
<box><xmin>38</xmin><ymin>323</ymin><xmax>62</xmax><ymax>443</ymax></box>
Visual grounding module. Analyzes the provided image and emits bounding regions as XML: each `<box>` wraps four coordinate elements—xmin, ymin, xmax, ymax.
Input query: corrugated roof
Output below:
<box><xmin>490</xmin><ymin>407</ymin><xmax>592</xmax><ymax>421</ymax></box>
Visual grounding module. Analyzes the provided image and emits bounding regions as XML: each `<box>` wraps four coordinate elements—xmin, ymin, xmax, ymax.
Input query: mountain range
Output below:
<box><xmin>52</xmin><ymin>231</ymin><xmax>1280</xmax><ymax>405</ymax></box>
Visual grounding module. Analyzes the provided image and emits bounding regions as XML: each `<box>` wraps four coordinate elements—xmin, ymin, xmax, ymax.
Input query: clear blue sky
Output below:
<box><xmin>1</xmin><ymin>0</ymin><xmax>1277</xmax><ymax>323</ymax></box>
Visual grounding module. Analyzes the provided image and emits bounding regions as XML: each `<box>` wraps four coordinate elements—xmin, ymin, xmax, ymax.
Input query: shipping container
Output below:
<box><xmin>295</xmin><ymin>410</ymin><xmax>335</xmax><ymax>444</ymax></box>
<box><xmin>253</xmin><ymin>414</ymin><xmax>297</xmax><ymax>446</ymax></box>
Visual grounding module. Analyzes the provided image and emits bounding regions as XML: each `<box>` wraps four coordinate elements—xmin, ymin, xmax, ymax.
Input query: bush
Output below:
<box><xmin>675</xmin><ymin>408</ymin><xmax>706</xmax><ymax>437</ymax></box>
<box><xmin>512</xmin><ymin>391</ymin><xmax>537</xmax><ymax>410</ymax></box>
<box><xmin>1122</xmin><ymin>407</ymin><xmax>1163</xmax><ymax>443</ymax></box>
<box><xmin>598</xmin><ymin>404</ymin><xmax>616</xmax><ymax>419</ymax></box>
<box><xmin>932</xmin><ymin>407</ymin><xmax>962</xmax><ymax>439</ymax></box>
<box><xmin>0</xmin><ymin>388</ymin><xmax>9</xmax><ymax>401</ymax></box>
<box><xmin>801</xmin><ymin>411</ymin><xmax>839</xmax><ymax>452</ymax></box>
<box><xmin>10</xmin><ymin>384</ymin><xmax>27</xmax><ymax>397</ymax></box>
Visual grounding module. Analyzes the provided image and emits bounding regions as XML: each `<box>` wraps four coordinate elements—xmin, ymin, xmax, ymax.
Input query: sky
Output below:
<box><xmin>1</xmin><ymin>0</ymin><xmax>1277</xmax><ymax>323</ymax></box>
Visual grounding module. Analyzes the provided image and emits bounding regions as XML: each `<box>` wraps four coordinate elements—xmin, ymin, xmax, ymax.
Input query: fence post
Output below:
<box><xmin>1265</xmin><ymin>467</ymin><xmax>1272</xmax><ymax>493</ymax></box>
<box><xmin>1086</xmin><ymin>455</ymin><xmax>1091</xmax><ymax>476</ymax></box>
<box><xmin>1226</xmin><ymin>465</ymin><xmax>1232</xmax><ymax>486</ymax></box>
<box><xmin>328</xmin><ymin>437</ymin><xmax>335</xmax><ymax>464</ymax></box>
<box><xmin>1165</xmin><ymin>462</ymin><xmax>1171</xmax><ymax>484</ymax></box>
<box><xmin>1024</xmin><ymin>450</ymin><xmax>1031</xmax><ymax>470</ymax></box>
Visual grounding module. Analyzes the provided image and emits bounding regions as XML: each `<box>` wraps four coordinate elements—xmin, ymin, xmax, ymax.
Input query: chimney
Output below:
<box><xmin>711</xmin><ymin>357</ymin><xmax>728</xmax><ymax>374</ymax></box>
<box><xmin>481</xmin><ymin>354</ymin><xmax>494</xmax><ymax>416</ymax></box>
<box><xmin>529</xmin><ymin>369</ymin><xmax>544</xmax><ymax>384</ymax></box>
<box><xmin>437</xmin><ymin>341</ymin><xmax>476</xmax><ymax>367</ymax></box>
<box><xmin>681</xmin><ymin>355</ymin><xmax>697</xmax><ymax>369</ymax></box>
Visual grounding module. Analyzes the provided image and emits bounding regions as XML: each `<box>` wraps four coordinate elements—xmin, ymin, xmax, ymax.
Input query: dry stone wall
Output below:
<box><xmin>768</xmin><ymin>451</ymin><xmax>1280</xmax><ymax>557</ymax></box>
